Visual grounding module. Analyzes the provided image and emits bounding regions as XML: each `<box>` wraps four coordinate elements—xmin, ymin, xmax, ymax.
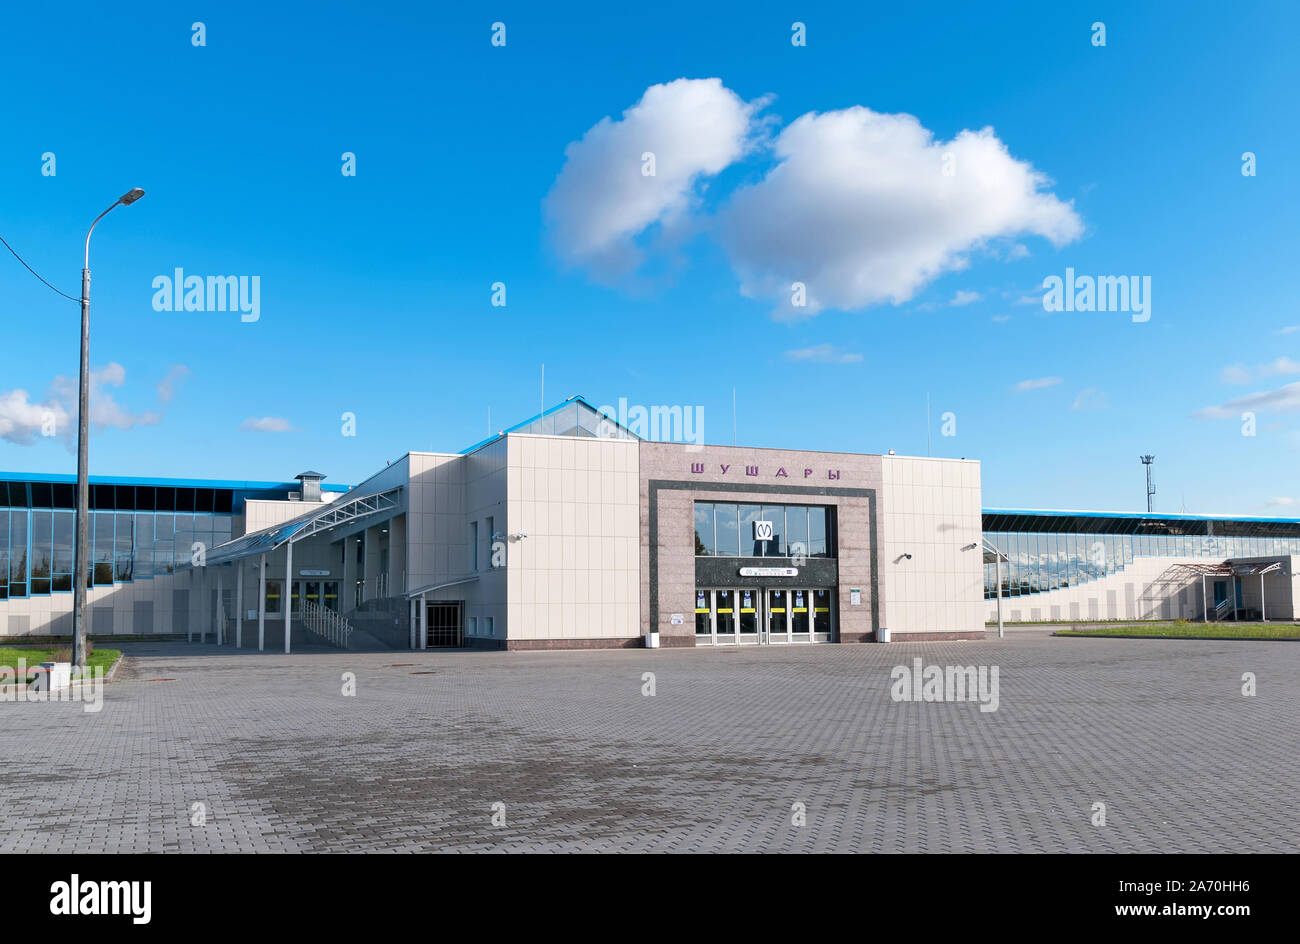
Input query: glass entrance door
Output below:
<box><xmin>766</xmin><ymin>589</ymin><xmax>790</xmax><ymax>643</ymax></box>
<box><xmin>790</xmin><ymin>589</ymin><xmax>810</xmax><ymax>639</ymax></box>
<box><xmin>695</xmin><ymin>590</ymin><xmax>711</xmax><ymax>641</ymax></box>
<box><xmin>738</xmin><ymin>589</ymin><xmax>760</xmax><ymax>643</ymax></box>
<box><xmin>714</xmin><ymin>589</ymin><xmax>737</xmax><ymax>644</ymax></box>
<box><xmin>811</xmin><ymin>588</ymin><xmax>832</xmax><ymax>641</ymax></box>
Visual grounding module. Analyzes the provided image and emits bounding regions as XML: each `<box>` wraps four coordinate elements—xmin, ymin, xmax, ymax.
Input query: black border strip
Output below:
<box><xmin>647</xmin><ymin>479</ymin><xmax>878</xmax><ymax>636</ymax></box>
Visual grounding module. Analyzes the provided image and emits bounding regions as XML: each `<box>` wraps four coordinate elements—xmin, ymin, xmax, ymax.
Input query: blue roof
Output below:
<box><xmin>0</xmin><ymin>470</ymin><xmax>350</xmax><ymax>492</ymax></box>
<box><xmin>984</xmin><ymin>508</ymin><xmax>1300</xmax><ymax>524</ymax></box>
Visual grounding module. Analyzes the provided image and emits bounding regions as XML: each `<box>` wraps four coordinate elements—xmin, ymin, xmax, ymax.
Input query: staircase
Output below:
<box><xmin>300</xmin><ymin>600</ymin><xmax>354</xmax><ymax>648</ymax></box>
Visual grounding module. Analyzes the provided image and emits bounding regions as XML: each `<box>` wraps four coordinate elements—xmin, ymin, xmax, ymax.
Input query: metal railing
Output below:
<box><xmin>301</xmin><ymin>600</ymin><xmax>353</xmax><ymax>649</ymax></box>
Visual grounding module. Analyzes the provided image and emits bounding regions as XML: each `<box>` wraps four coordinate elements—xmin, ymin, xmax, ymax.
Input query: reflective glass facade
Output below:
<box><xmin>0</xmin><ymin>478</ymin><xmax>298</xmax><ymax>601</ymax></box>
<box><xmin>982</xmin><ymin>511</ymin><xmax>1300</xmax><ymax>599</ymax></box>
<box><xmin>694</xmin><ymin>502</ymin><xmax>835</xmax><ymax>558</ymax></box>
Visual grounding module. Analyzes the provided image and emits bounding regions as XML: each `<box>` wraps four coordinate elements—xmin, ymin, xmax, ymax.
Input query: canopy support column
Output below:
<box><xmin>257</xmin><ymin>553</ymin><xmax>266</xmax><ymax>651</ymax></box>
<box><xmin>1201</xmin><ymin>574</ymin><xmax>1207</xmax><ymax>622</ymax></box>
<box><xmin>235</xmin><ymin>561</ymin><xmax>244</xmax><ymax>649</ymax></box>
<box><xmin>200</xmin><ymin>567</ymin><xmax>208</xmax><ymax>645</ymax></box>
<box><xmin>419</xmin><ymin>593</ymin><xmax>428</xmax><ymax>650</ymax></box>
<box><xmin>216</xmin><ymin>568</ymin><xmax>224</xmax><ymax>645</ymax></box>
<box><xmin>1261</xmin><ymin>573</ymin><xmax>1267</xmax><ymax>621</ymax></box>
<box><xmin>284</xmin><ymin>540</ymin><xmax>293</xmax><ymax>654</ymax></box>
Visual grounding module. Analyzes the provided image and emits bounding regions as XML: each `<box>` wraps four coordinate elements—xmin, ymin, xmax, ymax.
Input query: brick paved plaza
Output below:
<box><xmin>1</xmin><ymin>633</ymin><xmax>1295</xmax><ymax>853</ymax></box>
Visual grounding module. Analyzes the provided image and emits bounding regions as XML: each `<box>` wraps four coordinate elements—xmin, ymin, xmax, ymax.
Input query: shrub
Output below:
<box><xmin>51</xmin><ymin>639</ymin><xmax>93</xmax><ymax>663</ymax></box>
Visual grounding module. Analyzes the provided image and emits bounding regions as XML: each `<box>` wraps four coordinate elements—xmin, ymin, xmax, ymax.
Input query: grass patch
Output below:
<box><xmin>1056</xmin><ymin>622</ymin><xmax>1300</xmax><ymax>640</ymax></box>
<box><xmin>0</xmin><ymin>645</ymin><xmax>122</xmax><ymax>680</ymax></box>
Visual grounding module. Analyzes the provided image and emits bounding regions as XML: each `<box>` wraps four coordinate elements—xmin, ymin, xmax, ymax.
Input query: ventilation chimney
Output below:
<box><xmin>295</xmin><ymin>471</ymin><xmax>325</xmax><ymax>503</ymax></box>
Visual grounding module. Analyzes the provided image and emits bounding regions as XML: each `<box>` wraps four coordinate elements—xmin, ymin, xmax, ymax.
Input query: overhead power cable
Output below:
<box><xmin>0</xmin><ymin>232</ymin><xmax>79</xmax><ymax>302</ymax></box>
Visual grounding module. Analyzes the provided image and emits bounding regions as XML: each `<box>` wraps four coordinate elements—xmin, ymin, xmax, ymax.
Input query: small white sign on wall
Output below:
<box><xmin>753</xmin><ymin>520</ymin><xmax>774</xmax><ymax>542</ymax></box>
<box><xmin>670</xmin><ymin>613</ymin><xmax>684</xmax><ymax>625</ymax></box>
<box><xmin>850</xmin><ymin>588</ymin><xmax>862</xmax><ymax>606</ymax></box>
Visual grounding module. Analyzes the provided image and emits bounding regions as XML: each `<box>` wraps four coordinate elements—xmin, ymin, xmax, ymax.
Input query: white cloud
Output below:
<box><xmin>784</xmin><ymin>344</ymin><xmax>863</xmax><ymax>364</ymax></box>
<box><xmin>240</xmin><ymin>416</ymin><xmax>294</xmax><ymax>433</ymax></box>
<box><xmin>991</xmin><ymin>314</ymin><xmax>1011</xmax><ymax>323</ymax></box>
<box><xmin>1071</xmin><ymin>387</ymin><xmax>1108</xmax><ymax>410</ymax></box>
<box><xmin>1</xmin><ymin>363</ymin><xmax>175</xmax><ymax>446</ymax></box>
<box><xmin>1220</xmin><ymin>364</ymin><xmax>1251</xmax><ymax>385</ymax></box>
<box><xmin>1277</xmin><ymin>325</ymin><xmax>1300</xmax><ymax>335</ymax></box>
<box><xmin>157</xmin><ymin>364</ymin><xmax>191</xmax><ymax>404</ymax></box>
<box><xmin>949</xmin><ymin>289</ymin><xmax>982</xmax><ymax>306</ymax></box>
<box><xmin>1014</xmin><ymin>376</ymin><xmax>1062</xmax><ymax>392</ymax></box>
<box><xmin>1195</xmin><ymin>381</ymin><xmax>1300</xmax><ymax>419</ymax></box>
<box><xmin>1266</xmin><ymin>497</ymin><xmax>1299</xmax><ymax>507</ymax></box>
<box><xmin>1220</xmin><ymin>357</ymin><xmax>1300</xmax><ymax>385</ymax></box>
<box><xmin>544</xmin><ymin>78</ymin><xmax>758</xmax><ymax>280</ymax></box>
<box><xmin>0</xmin><ymin>389</ymin><xmax>70</xmax><ymax>445</ymax></box>
<box><xmin>1261</xmin><ymin>356</ymin><xmax>1300</xmax><ymax>377</ymax></box>
<box><xmin>721</xmin><ymin>106</ymin><xmax>1082</xmax><ymax>317</ymax></box>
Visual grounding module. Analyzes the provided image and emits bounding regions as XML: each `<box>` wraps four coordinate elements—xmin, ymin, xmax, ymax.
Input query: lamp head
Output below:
<box><xmin>119</xmin><ymin>188</ymin><xmax>146</xmax><ymax>206</ymax></box>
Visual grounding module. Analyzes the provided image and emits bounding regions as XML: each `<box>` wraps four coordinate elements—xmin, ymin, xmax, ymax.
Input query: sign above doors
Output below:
<box><xmin>739</xmin><ymin>566</ymin><xmax>798</xmax><ymax>577</ymax></box>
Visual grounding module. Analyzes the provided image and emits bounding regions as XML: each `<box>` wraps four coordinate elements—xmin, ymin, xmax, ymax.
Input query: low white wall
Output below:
<box><xmin>985</xmin><ymin>554</ymin><xmax>1298</xmax><ymax>622</ymax></box>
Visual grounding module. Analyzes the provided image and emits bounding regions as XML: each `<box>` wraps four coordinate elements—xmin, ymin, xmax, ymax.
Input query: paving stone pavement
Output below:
<box><xmin>1</xmin><ymin>633</ymin><xmax>1296</xmax><ymax>853</ymax></box>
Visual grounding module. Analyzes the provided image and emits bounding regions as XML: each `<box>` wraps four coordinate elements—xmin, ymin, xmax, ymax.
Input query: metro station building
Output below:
<box><xmin>1</xmin><ymin>397</ymin><xmax>1296</xmax><ymax>649</ymax></box>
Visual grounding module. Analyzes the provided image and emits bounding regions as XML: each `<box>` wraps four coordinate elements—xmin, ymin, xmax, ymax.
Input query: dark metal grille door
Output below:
<box><xmin>426</xmin><ymin>602</ymin><xmax>463</xmax><ymax>648</ymax></box>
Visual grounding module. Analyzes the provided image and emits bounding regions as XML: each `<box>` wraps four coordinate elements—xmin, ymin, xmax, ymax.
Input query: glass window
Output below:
<box><xmin>30</xmin><ymin>511</ymin><xmax>51</xmax><ymax>595</ymax></box>
<box><xmin>809</xmin><ymin>507</ymin><xmax>828</xmax><ymax>557</ymax></box>
<box><xmin>694</xmin><ymin>504</ymin><xmax>714</xmax><ymax>556</ymax></box>
<box><xmin>787</xmin><ymin>505</ymin><xmax>809</xmax><ymax>560</ymax></box>
<box><xmin>134</xmin><ymin>513</ymin><xmax>154</xmax><ymax>578</ymax></box>
<box><xmin>92</xmin><ymin>512</ymin><xmax>113</xmax><ymax>585</ymax></box>
<box><xmin>1026</xmin><ymin>532</ymin><xmax>1039</xmax><ymax>591</ymax></box>
<box><xmin>52</xmin><ymin>511</ymin><xmax>73</xmax><ymax>578</ymax></box>
<box><xmin>9</xmin><ymin>509</ymin><xmax>27</xmax><ymax>597</ymax></box>
<box><xmin>738</xmin><ymin>504</ymin><xmax>762</xmax><ymax>556</ymax></box>
<box><xmin>760</xmin><ymin>505</ymin><xmax>785</xmax><ymax>556</ymax></box>
<box><xmin>0</xmin><ymin>511</ymin><xmax>9</xmax><ymax>600</ymax></box>
<box><xmin>715</xmin><ymin>504</ymin><xmax>739</xmax><ymax>557</ymax></box>
<box><xmin>265</xmin><ymin>580</ymin><xmax>281</xmax><ymax>614</ymax></box>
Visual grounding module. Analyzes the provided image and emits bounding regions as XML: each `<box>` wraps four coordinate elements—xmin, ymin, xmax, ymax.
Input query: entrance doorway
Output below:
<box><xmin>695</xmin><ymin>588</ymin><xmax>834</xmax><ymax>645</ymax></box>
<box><xmin>425</xmin><ymin>601</ymin><xmax>463</xmax><ymax>648</ymax></box>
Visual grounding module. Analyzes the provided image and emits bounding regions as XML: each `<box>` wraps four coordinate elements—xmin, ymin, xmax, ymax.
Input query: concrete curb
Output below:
<box><xmin>1053</xmin><ymin>631</ymin><xmax>1300</xmax><ymax>643</ymax></box>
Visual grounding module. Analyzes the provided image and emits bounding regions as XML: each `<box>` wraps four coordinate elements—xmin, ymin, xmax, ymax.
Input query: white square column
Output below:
<box><xmin>257</xmin><ymin>553</ymin><xmax>266</xmax><ymax>651</ymax></box>
<box><xmin>235</xmin><ymin>561</ymin><xmax>244</xmax><ymax>649</ymax></box>
<box><xmin>284</xmin><ymin>541</ymin><xmax>294</xmax><ymax>654</ymax></box>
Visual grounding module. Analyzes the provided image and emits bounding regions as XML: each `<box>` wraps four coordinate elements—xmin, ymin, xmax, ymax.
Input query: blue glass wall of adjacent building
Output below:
<box><xmin>0</xmin><ymin>476</ymin><xmax>344</xmax><ymax>602</ymax></box>
<box><xmin>982</xmin><ymin>511</ymin><xmax>1300</xmax><ymax>600</ymax></box>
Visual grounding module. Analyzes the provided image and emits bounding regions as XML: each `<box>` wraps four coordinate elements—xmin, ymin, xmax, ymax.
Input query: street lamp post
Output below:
<box><xmin>71</xmin><ymin>188</ymin><xmax>145</xmax><ymax>670</ymax></box>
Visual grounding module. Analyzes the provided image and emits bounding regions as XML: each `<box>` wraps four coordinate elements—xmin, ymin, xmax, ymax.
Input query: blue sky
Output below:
<box><xmin>1</xmin><ymin>0</ymin><xmax>1296</xmax><ymax>514</ymax></box>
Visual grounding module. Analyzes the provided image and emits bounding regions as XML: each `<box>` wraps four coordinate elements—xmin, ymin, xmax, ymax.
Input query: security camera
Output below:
<box><xmin>904</xmin><ymin>553</ymin><xmax>912</xmax><ymax>560</ymax></box>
